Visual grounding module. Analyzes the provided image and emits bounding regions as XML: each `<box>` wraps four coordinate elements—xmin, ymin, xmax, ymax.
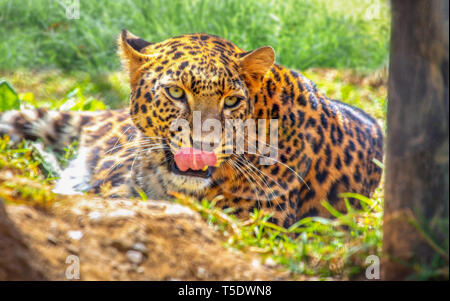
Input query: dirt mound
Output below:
<box><xmin>0</xmin><ymin>197</ymin><xmax>292</xmax><ymax>280</ymax></box>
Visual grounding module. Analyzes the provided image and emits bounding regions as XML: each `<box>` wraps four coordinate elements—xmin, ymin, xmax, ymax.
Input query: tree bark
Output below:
<box><xmin>383</xmin><ymin>0</ymin><xmax>449</xmax><ymax>280</ymax></box>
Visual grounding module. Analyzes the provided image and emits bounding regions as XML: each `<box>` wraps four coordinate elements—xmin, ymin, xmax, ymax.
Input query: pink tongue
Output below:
<box><xmin>174</xmin><ymin>147</ymin><xmax>217</xmax><ymax>172</ymax></box>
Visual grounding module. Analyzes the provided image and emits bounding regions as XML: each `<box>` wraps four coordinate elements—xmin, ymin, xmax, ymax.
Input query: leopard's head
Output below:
<box><xmin>118</xmin><ymin>30</ymin><xmax>275</xmax><ymax>194</ymax></box>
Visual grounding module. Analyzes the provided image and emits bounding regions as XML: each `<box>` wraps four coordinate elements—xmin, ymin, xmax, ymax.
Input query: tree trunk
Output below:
<box><xmin>383</xmin><ymin>0</ymin><xmax>449</xmax><ymax>280</ymax></box>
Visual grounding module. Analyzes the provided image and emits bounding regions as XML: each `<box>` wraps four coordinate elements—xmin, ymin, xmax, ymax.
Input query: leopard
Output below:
<box><xmin>0</xmin><ymin>30</ymin><xmax>383</xmax><ymax>228</ymax></box>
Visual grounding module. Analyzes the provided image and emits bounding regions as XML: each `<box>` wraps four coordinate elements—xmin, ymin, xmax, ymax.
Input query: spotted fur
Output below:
<box><xmin>0</xmin><ymin>30</ymin><xmax>383</xmax><ymax>228</ymax></box>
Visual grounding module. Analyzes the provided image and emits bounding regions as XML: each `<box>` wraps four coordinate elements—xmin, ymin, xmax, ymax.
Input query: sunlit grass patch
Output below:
<box><xmin>173</xmin><ymin>189</ymin><xmax>383</xmax><ymax>279</ymax></box>
<box><xmin>0</xmin><ymin>129</ymin><xmax>82</xmax><ymax>209</ymax></box>
<box><xmin>1</xmin><ymin>69</ymin><xmax>129</xmax><ymax>109</ymax></box>
<box><xmin>303</xmin><ymin>68</ymin><xmax>387</xmax><ymax>122</ymax></box>
<box><xmin>0</xmin><ymin>136</ymin><xmax>62</xmax><ymax>208</ymax></box>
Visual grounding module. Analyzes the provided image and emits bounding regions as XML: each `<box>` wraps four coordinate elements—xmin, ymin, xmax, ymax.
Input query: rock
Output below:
<box><xmin>132</xmin><ymin>242</ymin><xmax>147</xmax><ymax>253</ymax></box>
<box><xmin>196</xmin><ymin>267</ymin><xmax>209</xmax><ymax>279</ymax></box>
<box><xmin>106</xmin><ymin>209</ymin><xmax>135</xmax><ymax>221</ymax></box>
<box><xmin>251</xmin><ymin>259</ymin><xmax>261</xmax><ymax>269</ymax></box>
<box><xmin>71</xmin><ymin>208</ymin><xmax>83</xmax><ymax>216</ymax></box>
<box><xmin>110</xmin><ymin>237</ymin><xmax>134</xmax><ymax>251</ymax></box>
<box><xmin>67</xmin><ymin>230</ymin><xmax>83</xmax><ymax>241</ymax></box>
<box><xmin>126</xmin><ymin>250</ymin><xmax>143</xmax><ymax>265</ymax></box>
<box><xmin>47</xmin><ymin>234</ymin><xmax>58</xmax><ymax>245</ymax></box>
<box><xmin>88</xmin><ymin>211</ymin><xmax>103</xmax><ymax>223</ymax></box>
<box><xmin>49</xmin><ymin>221</ymin><xmax>59</xmax><ymax>234</ymax></box>
<box><xmin>66</xmin><ymin>244</ymin><xmax>79</xmax><ymax>255</ymax></box>
<box><xmin>164</xmin><ymin>204</ymin><xmax>195</xmax><ymax>216</ymax></box>
<box><xmin>264</xmin><ymin>257</ymin><xmax>277</xmax><ymax>267</ymax></box>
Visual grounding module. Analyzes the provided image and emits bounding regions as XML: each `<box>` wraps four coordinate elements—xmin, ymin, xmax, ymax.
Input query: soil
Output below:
<box><xmin>0</xmin><ymin>197</ymin><xmax>298</xmax><ymax>281</ymax></box>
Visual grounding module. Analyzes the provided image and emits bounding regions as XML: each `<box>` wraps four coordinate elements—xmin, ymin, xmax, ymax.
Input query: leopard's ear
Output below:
<box><xmin>118</xmin><ymin>29</ymin><xmax>152</xmax><ymax>85</ymax></box>
<box><xmin>239</xmin><ymin>46</ymin><xmax>275</xmax><ymax>93</ymax></box>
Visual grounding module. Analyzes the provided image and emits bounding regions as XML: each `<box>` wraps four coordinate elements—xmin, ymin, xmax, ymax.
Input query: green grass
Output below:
<box><xmin>174</xmin><ymin>190</ymin><xmax>383</xmax><ymax>279</ymax></box>
<box><xmin>303</xmin><ymin>68</ymin><xmax>387</xmax><ymax>121</ymax></box>
<box><xmin>0</xmin><ymin>135</ymin><xmax>61</xmax><ymax>208</ymax></box>
<box><xmin>0</xmin><ymin>0</ymin><xmax>390</xmax><ymax>74</ymax></box>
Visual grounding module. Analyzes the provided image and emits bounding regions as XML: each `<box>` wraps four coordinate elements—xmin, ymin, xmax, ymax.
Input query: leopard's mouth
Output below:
<box><xmin>164</xmin><ymin>147</ymin><xmax>215</xmax><ymax>179</ymax></box>
<box><xmin>170</xmin><ymin>160</ymin><xmax>215</xmax><ymax>178</ymax></box>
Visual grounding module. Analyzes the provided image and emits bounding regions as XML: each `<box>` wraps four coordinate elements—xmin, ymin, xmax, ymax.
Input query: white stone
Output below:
<box><xmin>264</xmin><ymin>257</ymin><xmax>277</xmax><ymax>267</ymax></box>
<box><xmin>196</xmin><ymin>267</ymin><xmax>209</xmax><ymax>278</ymax></box>
<box><xmin>132</xmin><ymin>242</ymin><xmax>147</xmax><ymax>253</ymax></box>
<box><xmin>164</xmin><ymin>204</ymin><xmax>194</xmax><ymax>216</ymax></box>
<box><xmin>88</xmin><ymin>211</ymin><xmax>103</xmax><ymax>222</ymax></box>
<box><xmin>67</xmin><ymin>230</ymin><xmax>83</xmax><ymax>241</ymax></box>
<box><xmin>107</xmin><ymin>209</ymin><xmax>135</xmax><ymax>220</ymax></box>
<box><xmin>251</xmin><ymin>259</ymin><xmax>261</xmax><ymax>268</ymax></box>
<box><xmin>126</xmin><ymin>250</ymin><xmax>143</xmax><ymax>264</ymax></box>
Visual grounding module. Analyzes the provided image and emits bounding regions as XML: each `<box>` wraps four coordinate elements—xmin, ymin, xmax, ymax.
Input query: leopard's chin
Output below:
<box><xmin>160</xmin><ymin>146</ymin><xmax>217</xmax><ymax>193</ymax></box>
<box><xmin>166</xmin><ymin>172</ymin><xmax>213</xmax><ymax>193</ymax></box>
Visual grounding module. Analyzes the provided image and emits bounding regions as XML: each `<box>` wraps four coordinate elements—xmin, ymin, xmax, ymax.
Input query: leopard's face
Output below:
<box><xmin>119</xmin><ymin>30</ymin><xmax>274</xmax><ymax>194</ymax></box>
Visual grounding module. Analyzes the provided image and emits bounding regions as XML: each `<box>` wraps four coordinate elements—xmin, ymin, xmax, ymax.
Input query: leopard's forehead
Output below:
<box><xmin>142</xmin><ymin>34</ymin><xmax>248</xmax><ymax>93</ymax></box>
<box><xmin>147</xmin><ymin>33</ymin><xmax>244</xmax><ymax>60</ymax></box>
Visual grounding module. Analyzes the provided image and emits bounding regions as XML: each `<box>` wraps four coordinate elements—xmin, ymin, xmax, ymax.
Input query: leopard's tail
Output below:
<box><xmin>0</xmin><ymin>108</ymin><xmax>95</xmax><ymax>150</ymax></box>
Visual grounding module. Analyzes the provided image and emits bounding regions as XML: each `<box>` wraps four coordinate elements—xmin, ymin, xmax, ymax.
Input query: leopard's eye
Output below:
<box><xmin>166</xmin><ymin>86</ymin><xmax>185</xmax><ymax>100</ymax></box>
<box><xmin>224</xmin><ymin>96</ymin><xmax>242</xmax><ymax>109</ymax></box>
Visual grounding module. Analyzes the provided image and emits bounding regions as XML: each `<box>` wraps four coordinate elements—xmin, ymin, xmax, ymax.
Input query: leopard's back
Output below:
<box><xmin>205</xmin><ymin>64</ymin><xmax>383</xmax><ymax>226</ymax></box>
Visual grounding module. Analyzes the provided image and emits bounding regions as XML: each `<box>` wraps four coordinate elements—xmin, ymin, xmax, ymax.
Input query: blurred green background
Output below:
<box><xmin>0</xmin><ymin>0</ymin><xmax>390</xmax><ymax>73</ymax></box>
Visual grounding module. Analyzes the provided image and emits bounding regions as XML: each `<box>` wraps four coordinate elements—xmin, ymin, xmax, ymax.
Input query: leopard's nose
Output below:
<box><xmin>192</xmin><ymin>138</ymin><xmax>221</xmax><ymax>153</ymax></box>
